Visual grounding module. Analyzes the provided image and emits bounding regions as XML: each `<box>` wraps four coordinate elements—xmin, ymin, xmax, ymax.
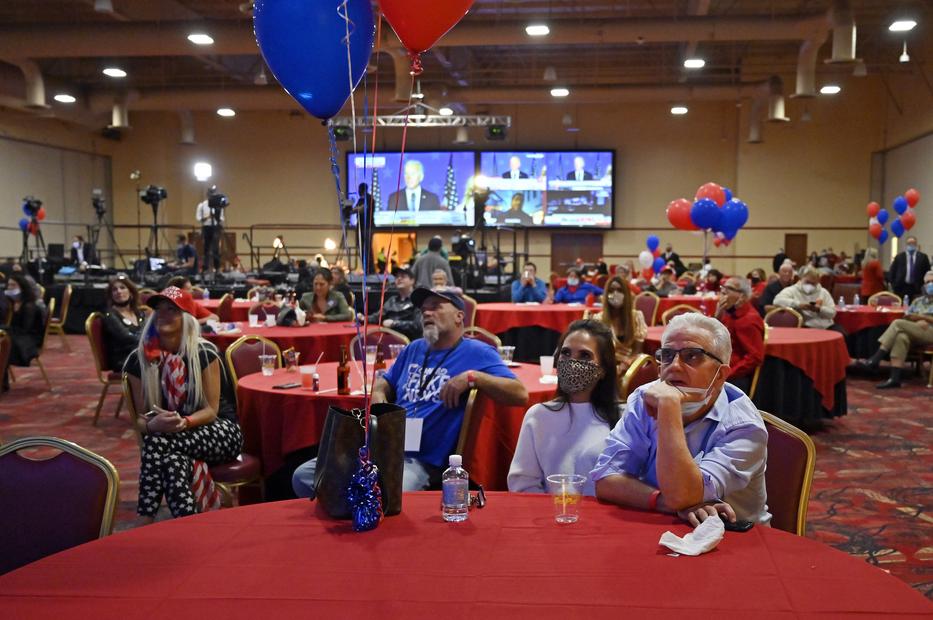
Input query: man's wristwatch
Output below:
<box><xmin>466</xmin><ymin>370</ymin><xmax>476</xmax><ymax>389</ymax></box>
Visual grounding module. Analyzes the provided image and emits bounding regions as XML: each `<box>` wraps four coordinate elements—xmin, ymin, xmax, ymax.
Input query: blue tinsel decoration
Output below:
<box><xmin>345</xmin><ymin>448</ymin><xmax>383</xmax><ymax>532</ymax></box>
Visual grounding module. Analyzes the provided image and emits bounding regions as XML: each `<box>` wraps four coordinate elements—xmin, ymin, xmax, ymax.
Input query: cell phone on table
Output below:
<box><xmin>720</xmin><ymin>514</ymin><xmax>754</xmax><ymax>532</ymax></box>
<box><xmin>272</xmin><ymin>382</ymin><xmax>301</xmax><ymax>390</ymax></box>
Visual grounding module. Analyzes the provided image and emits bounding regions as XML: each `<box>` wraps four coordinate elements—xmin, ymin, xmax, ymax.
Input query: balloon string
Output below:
<box><xmin>337</xmin><ymin>0</ymin><xmax>358</xmax><ymax>155</ymax></box>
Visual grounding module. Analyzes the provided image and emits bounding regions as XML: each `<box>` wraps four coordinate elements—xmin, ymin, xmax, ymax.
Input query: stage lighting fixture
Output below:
<box><xmin>899</xmin><ymin>42</ymin><xmax>910</xmax><ymax>63</ymax></box>
<box><xmin>332</xmin><ymin>125</ymin><xmax>353</xmax><ymax>141</ymax></box>
<box><xmin>193</xmin><ymin>162</ymin><xmax>212</xmax><ymax>181</ymax></box>
<box><xmin>438</xmin><ymin>106</ymin><xmax>454</xmax><ymax>116</ymax></box>
<box><xmin>324</xmin><ymin>238</ymin><xmax>337</xmax><ymax>251</ymax></box>
<box><xmin>485</xmin><ymin>124</ymin><xmax>507</xmax><ymax>141</ymax></box>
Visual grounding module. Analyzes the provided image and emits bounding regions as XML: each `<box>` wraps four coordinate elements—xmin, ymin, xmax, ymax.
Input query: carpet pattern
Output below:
<box><xmin>1</xmin><ymin>335</ymin><xmax>931</xmax><ymax>598</ymax></box>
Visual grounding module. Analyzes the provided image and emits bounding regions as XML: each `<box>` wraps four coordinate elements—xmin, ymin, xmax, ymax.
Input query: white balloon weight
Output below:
<box><xmin>638</xmin><ymin>250</ymin><xmax>653</xmax><ymax>268</ymax></box>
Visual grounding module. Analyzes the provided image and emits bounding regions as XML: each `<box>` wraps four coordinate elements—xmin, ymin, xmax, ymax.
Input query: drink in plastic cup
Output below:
<box><xmin>365</xmin><ymin>345</ymin><xmax>378</xmax><ymax>366</ymax></box>
<box><xmin>389</xmin><ymin>344</ymin><xmax>405</xmax><ymax>359</ymax></box>
<box><xmin>248</xmin><ymin>314</ymin><xmax>259</xmax><ymax>328</ymax></box>
<box><xmin>546</xmin><ymin>474</ymin><xmax>585</xmax><ymax>524</ymax></box>
<box><xmin>259</xmin><ymin>354</ymin><xmax>276</xmax><ymax>376</ymax></box>
<box><xmin>539</xmin><ymin>355</ymin><xmax>554</xmax><ymax>376</ymax></box>
<box><xmin>499</xmin><ymin>345</ymin><xmax>516</xmax><ymax>364</ymax></box>
<box><xmin>299</xmin><ymin>365</ymin><xmax>316</xmax><ymax>388</ymax></box>
<box><xmin>265</xmin><ymin>314</ymin><xmax>277</xmax><ymax>327</ymax></box>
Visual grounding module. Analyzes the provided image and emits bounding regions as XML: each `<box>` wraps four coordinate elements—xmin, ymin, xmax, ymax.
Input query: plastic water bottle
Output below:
<box><xmin>441</xmin><ymin>454</ymin><xmax>469</xmax><ymax>522</ymax></box>
<box><xmin>203</xmin><ymin>287</ymin><xmax>209</xmax><ymax>300</ymax></box>
<box><xmin>853</xmin><ymin>293</ymin><xmax>860</xmax><ymax>306</ymax></box>
<box><xmin>903</xmin><ymin>295</ymin><xmax>909</xmax><ymax>309</ymax></box>
<box><xmin>837</xmin><ymin>295</ymin><xmax>845</xmax><ymax>309</ymax></box>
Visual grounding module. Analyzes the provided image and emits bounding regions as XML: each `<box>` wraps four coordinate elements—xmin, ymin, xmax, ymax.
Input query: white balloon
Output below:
<box><xmin>638</xmin><ymin>250</ymin><xmax>653</xmax><ymax>268</ymax></box>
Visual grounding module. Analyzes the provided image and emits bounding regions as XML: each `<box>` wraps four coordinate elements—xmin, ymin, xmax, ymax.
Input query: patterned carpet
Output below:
<box><xmin>1</xmin><ymin>334</ymin><xmax>931</xmax><ymax>598</ymax></box>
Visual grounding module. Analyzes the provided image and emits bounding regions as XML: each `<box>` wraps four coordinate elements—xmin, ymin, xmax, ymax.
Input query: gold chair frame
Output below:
<box><xmin>660</xmin><ymin>303</ymin><xmax>701</xmax><ymax>325</ymax></box>
<box><xmin>463</xmin><ymin>326</ymin><xmax>502</xmax><ymax>349</ymax></box>
<box><xmin>620</xmin><ymin>353</ymin><xmax>659</xmax><ymax>399</ymax></box>
<box><xmin>867</xmin><ymin>291</ymin><xmax>902</xmax><ymax>307</ymax></box>
<box><xmin>748</xmin><ymin>326</ymin><xmax>769</xmax><ymax>400</ymax></box>
<box><xmin>759</xmin><ymin>410</ymin><xmax>816</xmax><ymax>536</ymax></box>
<box><xmin>349</xmin><ymin>326</ymin><xmax>411</xmax><ymax>362</ymax></box>
<box><xmin>84</xmin><ymin>312</ymin><xmax>124</xmax><ymax>426</ymax></box>
<box><xmin>634</xmin><ymin>291</ymin><xmax>661</xmax><ymax>327</ymax></box>
<box><xmin>763</xmin><ymin>306</ymin><xmax>803</xmax><ymax>328</ymax></box>
<box><xmin>12</xmin><ymin>298</ymin><xmax>56</xmax><ymax>388</ymax></box>
<box><xmin>224</xmin><ymin>334</ymin><xmax>282</xmax><ymax>387</ymax></box>
<box><xmin>455</xmin><ymin>388</ymin><xmax>479</xmax><ymax>458</ymax></box>
<box><xmin>47</xmin><ymin>284</ymin><xmax>72</xmax><ymax>351</ymax></box>
<box><xmin>215</xmin><ymin>292</ymin><xmax>234</xmax><ymax>322</ymax></box>
<box><xmin>461</xmin><ymin>293</ymin><xmax>478</xmax><ymax>327</ymax></box>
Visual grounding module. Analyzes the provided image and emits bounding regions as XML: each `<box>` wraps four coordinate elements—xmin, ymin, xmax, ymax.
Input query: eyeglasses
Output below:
<box><xmin>721</xmin><ymin>285</ymin><xmax>743</xmax><ymax>294</ymax></box>
<box><xmin>655</xmin><ymin>347</ymin><xmax>724</xmax><ymax>366</ymax></box>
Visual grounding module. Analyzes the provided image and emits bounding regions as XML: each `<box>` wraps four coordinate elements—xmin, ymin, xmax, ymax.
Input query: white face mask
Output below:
<box><xmin>608</xmin><ymin>292</ymin><xmax>624</xmax><ymax>308</ymax></box>
<box><xmin>567</xmin><ymin>278</ymin><xmax>579</xmax><ymax>287</ymax></box>
<box><xmin>72</xmin><ymin>241</ymin><xmax>81</xmax><ymax>249</ymax></box>
<box><xmin>668</xmin><ymin>369</ymin><xmax>721</xmax><ymax>417</ymax></box>
<box><xmin>800</xmin><ymin>283</ymin><xmax>816</xmax><ymax>295</ymax></box>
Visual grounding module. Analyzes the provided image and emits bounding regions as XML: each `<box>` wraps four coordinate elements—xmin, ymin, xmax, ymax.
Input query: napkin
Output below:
<box><xmin>539</xmin><ymin>375</ymin><xmax>558</xmax><ymax>385</ymax></box>
<box><xmin>658</xmin><ymin>515</ymin><xmax>724</xmax><ymax>556</ymax></box>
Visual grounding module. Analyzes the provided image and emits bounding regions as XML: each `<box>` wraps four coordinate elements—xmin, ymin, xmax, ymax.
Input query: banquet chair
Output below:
<box><xmin>747</xmin><ymin>327</ymin><xmax>769</xmax><ymax>400</ymax></box>
<box><xmin>831</xmin><ymin>282</ymin><xmax>860</xmax><ymax>305</ymax></box>
<box><xmin>759</xmin><ymin>410</ymin><xmax>815</xmax><ymax>536</ymax></box>
<box><xmin>47</xmin><ymin>284</ymin><xmax>72</xmax><ymax>351</ymax></box>
<box><xmin>867</xmin><ymin>291</ymin><xmax>901</xmax><ymax>307</ymax></box>
<box><xmin>593</xmin><ymin>273</ymin><xmax>608</xmax><ymax>289</ymax></box>
<box><xmin>634</xmin><ymin>291</ymin><xmax>660</xmax><ymax>326</ymax></box>
<box><xmin>660</xmin><ymin>303</ymin><xmax>701</xmax><ymax>326</ymax></box>
<box><xmin>189</xmin><ymin>286</ymin><xmax>207</xmax><ymax>300</ymax></box>
<box><xmin>347</xmin><ymin>290</ymin><xmax>356</xmax><ymax>310</ymax></box>
<box><xmin>461</xmin><ymin>293</ymin><xmax>477</xmax><ymax>328</ymax></box>
<box><xmin>464</xmin><ymin>326</ymin><xmax>502</xmax><ymax>350</ymax></box>
<box><xmin>349</xmin><ymin>326</ymin><xmax>410</xmax><ymax>362</ymax></box>
<box><xmin>225</xmin><ymin>334</ymin><xmax>282</xmax><ymax>386</ymax></box>
<box><xmin>0</xmin><ymin>331</ymin><xmax>10</xmax><ymax>396</ymax></box>
<box><xmin>12</xmin><ymin>298</ymin><xmax>55</xmax><ymax>389</ymax></box>
<box><xmin>249</xmin><ymin>301</ymin><xmax>281</xmax><ymax>321</ymax></box>
<box><xmin>138</xmin><ymin>288</ymin><xmax>157</xmax><ymax>305</ymax></box>
<box><xmin>85</xmin><ymin>312</ymin><xmax>124</xmax><ymax>426</ymax></box>
<box><xmin>216</xmin><ymin>293</ymin><xmax>234</xmax><ymax>322</ymax></box>
<box><xmin>454</xmin><ymin>389</ymin><xmax>483</xmax><ymax>479</ymax></box>
<box><xmin>0</xmin><ymin>436</ymin><xmax>119</xmax><ymax>575</ymax></box>
<box><xmin>818</xmin><ymin>273</ymin><xmax>835</xmax><ymax>292</ymax></box>
<box><xmin>620</xmin><ymin>353</ymin><xmax>659</xmax><ymax>399</ymax></box>
<box><xmin>764</xmin><ymin>307</ymin><xmax>803</xmax><ymax>328</ymax></box>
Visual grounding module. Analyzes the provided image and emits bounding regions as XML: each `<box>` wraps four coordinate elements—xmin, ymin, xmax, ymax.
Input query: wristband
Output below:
<box><xmin>182</xmin><ymin>417</ymin><xmax>191</xmax><ymax>430</ymax></box>
<box><xmin>466</xmin><ymin>370</ymin><xmax>476</xmax><ymax>389</ymax></box>
<box><xmin>648</xmin><ymin>490</ymin><xmax>661</xmax><ymax>512</ymax></box>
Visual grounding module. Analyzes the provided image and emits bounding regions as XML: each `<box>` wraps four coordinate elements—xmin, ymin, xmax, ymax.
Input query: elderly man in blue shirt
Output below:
<box><xmin>592</xmin><ymin>313</ymin><xmax>770</xmax><ymax>527</ymax></box>
<box><xmin>554</xmin><ymin>268</ymin><xmax>603</xmax><ymax>304</ymax></box>
<box><xmin>511</xmin><ymin>261</ymin><xmax>548</xmax><ymax>303</ymax></box>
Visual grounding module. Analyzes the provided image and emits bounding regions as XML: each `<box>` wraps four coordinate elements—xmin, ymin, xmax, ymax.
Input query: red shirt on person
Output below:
<box><xmin>718</xmin><ymin>301</ymin><xmax>765</xmax><ymax>379</ymax></box>
<box><xmin>860</xmin><ymin>259</ymin><xmax>885</xmax><ymax>298</ymax></box>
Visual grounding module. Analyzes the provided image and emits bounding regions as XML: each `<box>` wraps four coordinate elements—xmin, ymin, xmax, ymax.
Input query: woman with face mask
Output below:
<box><xmin>593</xmin><ymin>276</ymin><xmax>647</xmax><ymax>373</ymax></box>
<box><xmin>507</xmin><ymin>320</ymin><xmax>620</xmax><ymax>496</ymax></box>
<box><xmin>102</xmin><ymin>275</ymin><xmax>149</xmax><ymax>370</ymax></box>
<box><xmin>553</xmin><ymin>268</ymin><xmax>603</xmax><ymax>304</ymax></box>
<box><xmin>1</xmin><ymin>273</ymin><xmax>46</xmax><ymax>391</ymax></box>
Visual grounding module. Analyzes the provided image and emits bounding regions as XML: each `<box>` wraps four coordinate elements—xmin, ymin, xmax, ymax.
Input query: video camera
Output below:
<box><xmin>452</xmin><ymin>232</ymin><xmax>475</xmax><ymax>258</ymax></box>
<box><xmin>91</xmin><ymin>188</ymin><xmax>106</xmax><ymax>217</ymax></box>
<box><xmin>22</xmin><ymin>196</ymin><xmax>42</xmax><ymax>217</ymax></box>
<box><xmin>208</xmin><ymin>192</ymin><xmax>229</xmax><ymax>210</ymax></box>
<box><xmin>140</xmin><ymin>185</ymin><xmax>167</xmax><ymax>206</ymax></box>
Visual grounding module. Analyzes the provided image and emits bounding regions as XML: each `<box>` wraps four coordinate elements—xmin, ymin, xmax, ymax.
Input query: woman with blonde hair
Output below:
<box><xmin>593</xmin><ymin>275</ymin><xmax>647</xmax><ymax>372</ymax></box>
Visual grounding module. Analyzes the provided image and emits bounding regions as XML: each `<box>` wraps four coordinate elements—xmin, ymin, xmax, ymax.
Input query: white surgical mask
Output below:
<box><xmin>924</xmin><ymin>282</ymin><xmax>933</xmax><ymax>296</ymax></box>
<box><xmin>669</xmin><ymin>370</ymin><xmax>721</xmax><ymax>417</ymax></box>
<box><xmin>800</xmin><ymin>283</ymin><xmax>816</xmax><ymax>295</ymax></box>
<box><xmin>567</xmin><ymin>277</ymin><xmax>579</xmax><ymax>287</ymax></box>
<box><xmin>72</xmin><ymin>241</ymin><xmax>81</xmax><ymax>249</ymax></box>
<box><xmin>608</xmin><ymin>292</ymin><xmax>624</xmax><ymax>308</ymax></box>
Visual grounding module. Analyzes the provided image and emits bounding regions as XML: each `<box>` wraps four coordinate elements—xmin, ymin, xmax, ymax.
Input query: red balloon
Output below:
<box><xmin>666</xmin><ymin>197</ymin><xmax>698</xmax><ymax>231</ymax></box>
<box><xmin>713</xmin><ymin>237</ymin><xmax>722</xmax><ymax>247</ymax></box>
<box><xmin>695</xmin><ymin>182</ymin><xmax>726</xmax><ymax>207</ymax></box>
<box><xmin>652</xmin><ymin>248</ymin><xmax>662</xmax><ymax>258</ymax></box>
<box><xmin>901</xmin><ymin>210</ymin><xmax>916</xmax><ymax>230</ymax></box>
<box><xmin>866</xmin><ymin>201</ymin><xmax>880</xmax><ymax>218</ymax></box>
<box><xmin>642</xmin><ymin>268</ymin><xmax>653</xmax><ymax>279</ymax></box>
<box><xmin>379</xmin><ymin>0</ymin><xmax>475</xmax><ymax>73</ymax></box>
<box><xmin>27</xmin><ymin>221</ymin><xmax>39</xmax><ymax>235</ymax></box>
<box><xmin>905</xmin><ymin>188</ymin><xmax>920</xmax><ymax>207</ymax></box>
<box><xmin>869</xmin><ymin>222</ymin><xmax>882</xmax><ymax>239</ymax></box>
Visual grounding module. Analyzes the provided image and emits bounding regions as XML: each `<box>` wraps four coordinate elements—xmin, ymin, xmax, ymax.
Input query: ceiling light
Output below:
<box><xmin>438</xmin><ymin>106</ymin><xmax>454</xmax><ymax>116</ymax></box>
<box><xmin>543</xmin><ymin>66</ymin><xmax>557</xmax><ymax>82</ymax></box>
<box><xmin>888</xmin><ymin>20</ymin><xmax>916</xmax><ymax>32</ymax></box>
<box><xmin>452</xmin><ymin>127</ymin><xmax>473</xmax><ymax>145</ymax></box>
<box><xmin>324</xmin><ymin>238</ymin><xmax>337</xmax><ymax>251</ymax></box>
<box><xmin>216</xmin><ymin>107</ymin><xmax>236</xmax><ymax>117</ymax></box>
<box><xmin>193</xmin><ymin>162</ymin><xmax>212</xmax><ymax>181</ymax></box>
<box><xmin>525</xmin><ymin>24</ymin><xmax>550</xmax><ymax>36</ymax></box>
<box><xmin>102</xmin><ymin>67</ymin><xmax>126</xmax><ymax>78</ymax></box>
<box><xmin>550</xmin><ymin>87</ymin><xmax>570</xmax><ymax>98</ymax></box>
<box><xmin>53</xmin><ymin>94</ymin><xmax>76</xmax><ymax>104</ymax></box>
<box><xmin>187</xmin><ymin>33</ymin><xmax>214</xmax><ymax>46</ymax></box>
<box><xmin>899</xmin><ymin>41</ymin><xmax>910</xmax><ymax>63</ymax></box>
<box><xmin>819</xmin><ymin>85</ymin><xmax>841</xmax><ymax>95</ymax></box>
<box><xmin>670</xmin><ymin>105</ymin><xmax>688</xmax><ymax>115</ymax></box>
<box><xmin>254</xmin><ymin>67</ymin><xmax>268</xmax><ymax>85</ymax></box>
<box><xmin>683</xmin><ymin>58</ymin><xmax>706</xmax><ymax>69</ymax></box>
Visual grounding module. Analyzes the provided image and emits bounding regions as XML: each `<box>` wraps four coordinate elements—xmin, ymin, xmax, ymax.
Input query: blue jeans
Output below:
<box><xmin>292</xmin><ymin>457</ymin><xmax>434</xmax><ymax>498</ymax></box>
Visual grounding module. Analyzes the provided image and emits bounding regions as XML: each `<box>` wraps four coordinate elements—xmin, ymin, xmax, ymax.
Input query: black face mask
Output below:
<box><xmin>750</xmin><ymin>277</ymin><xmax>761</xmax><ymax>285</ymax></box>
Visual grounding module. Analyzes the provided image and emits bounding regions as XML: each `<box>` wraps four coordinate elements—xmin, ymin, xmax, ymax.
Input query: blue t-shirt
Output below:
<box><xmin>384</xmin><ymin>337</ymin><xmax>516</xmax><ymax>467</ymax></box>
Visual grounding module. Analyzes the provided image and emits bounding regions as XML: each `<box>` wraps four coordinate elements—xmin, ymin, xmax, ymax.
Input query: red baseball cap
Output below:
<box><xmin>146</xmin><ymin>286</ymin><xmax>198</xmax><ymax>316</ymax></box>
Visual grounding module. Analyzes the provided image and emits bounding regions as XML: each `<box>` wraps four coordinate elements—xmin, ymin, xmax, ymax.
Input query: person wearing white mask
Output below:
<box><xmin>554</xmin><ymin>268</ymin><xmax>603</xmax><ymax>304</ymax></box>
<box><xmin>889</xmin><ymin>236</ymin><xmax>931</xmax><ymax>300</ymax></box>
<box><xmin>772</xmin><ymin>266</ymin><xmax>839</xmax><ymax>331</ymax></box>
<box><xmin>592</xmin><ymin>313</ymin><xmax>770</xmax><ymax>527</ymax></box>
<box><xmin>593</xmin><ymin>276</ymin><xmax>646</xmax><ymax>373</ymax></box>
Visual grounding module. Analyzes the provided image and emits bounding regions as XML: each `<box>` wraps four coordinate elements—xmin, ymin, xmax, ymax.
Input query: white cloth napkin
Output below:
<box><xmin>658</xmin><ymin>516</ymin><xmax>725</xmax><ymax>556</ymax></box>
<box><xmin>539</xmin><ymin>375</ymin><xmax>558</xmax><ymax>384</ymax></box>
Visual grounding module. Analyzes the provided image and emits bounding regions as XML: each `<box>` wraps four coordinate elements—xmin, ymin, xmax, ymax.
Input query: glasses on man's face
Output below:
<box><xmin>655</xmin><ymin>347</ymin><xmax>724</xmax><ymax>367</ymax></box>
<box><xmin>721</xmin><ymin>285</ymin><xmax>743</xmax><ymax>295</ymax></box>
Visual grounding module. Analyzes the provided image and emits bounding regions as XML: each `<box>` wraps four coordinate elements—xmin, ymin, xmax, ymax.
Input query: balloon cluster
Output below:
<box><xmin>345</xmin><ymin>447</ymin><xmax>383</xmax><ymax>532</ymax></box>
<box><xmin>666</xmin><ymin>182</ymin><xmax>749</xmax><ymax>247</ymax></box>
<box><xmin>18</xmin><ymin>198</ymin><xmax>46</xmax><ymax>236</ymax></box>
<box><xmin>867</xmin><ymin>188</ymin><xmax>920</xmax><ymax>245</ymax></box>
<box><xmin>637</xmin><ymin>235</ymin><xmax>668</xmax><ymax>279</ymax></box>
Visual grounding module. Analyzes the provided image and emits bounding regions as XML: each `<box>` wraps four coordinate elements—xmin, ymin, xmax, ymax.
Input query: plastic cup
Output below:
<box><xmin>248</xmin><ymin>314</ymin><xmax>259</xmax><ymax>328</ymax></box>
<box><xmin>539</xmin><ymin>355</ymin><xmax>554</xmax><ymax>376</ymax></box>
<box><xmin>259</xmin><ymin>354</ymin><xmax>276</xmax><ymax>376</ymax></box>
<box><xmin>365</xmin><ymin>345</ymin><xmax>378</xmax><ymax>366</ymax></box>
<box><xmin>499</xmin><ymin>345</ymin><xmax>516</xmax><ymax>364</ymax></box>
<box><xmin>389</xmin><ymin>344</ymin><xmax>405</xmax><ymax>359</ymax></box>
<box><xmin>546</xmin><ymin>474</ymin><xmax>586</xmax><ymax>524</ymax></box>
<box><xmin>265</xmin><ymin>314</ymin><xmax>277</xmax><ymax>327</ymax></box>
<box><xmin>299</xmin><ymin>365</ymin><xmax>316</xmax><ymax>388</ymax></box>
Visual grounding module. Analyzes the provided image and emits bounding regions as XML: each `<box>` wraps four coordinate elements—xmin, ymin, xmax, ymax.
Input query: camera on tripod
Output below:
<box><xmin>140</xmin><ymin>185</ymin><xmax>167</xmax><ymax>206</ymax></box>
<box><xmin>452</xmin><ymin>232</ymin><xmax>476</xmax><ymax>258</ymax></box>
<box><xmin>207</xmin><ymin>191</ymin><xmax>229</xmax><ymax>210</ymax></box>
<box><xmin>91</xmin><ymin>189</ymin><xmax>106</xmax><ymax>218</ymax></box>
<box><xmin>22</xmin><ymin>196</ymin><xmax>42</xmax><ymax>217</ymax></box>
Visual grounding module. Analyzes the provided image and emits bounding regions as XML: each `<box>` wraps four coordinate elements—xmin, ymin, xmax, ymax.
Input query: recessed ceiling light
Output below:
<box><xmin>187</xmin><ymin>33</ymin><xmax>214</xmax><ymax>45</ymax></box>
<box><xmin>683</xmin><ymin>58</ymin><xmax>706</xmax><ymax>69</ymax></box>
<box><xmin>216</xmin><ymin>107</ymin><xmax>236</xmax><ymax>117</ymax></box>
<box><xmin>670</xmin><ymin>105</ymin><xmax>688</xmax><ymax>115</ymax></box>
<box><xmin>193</xmin><ymin>162</ymin><xmax>212</xmax><ymax>181</ymax></box>
<box><xmin>888</xmin><ymin>20</ymin><xmax>916</xmax><ymax>32</ymax></box>
<box><xmin>53</xmin><ymin>94</ymin><xmax>76</xmax><ymax>104</ymax></box>
<box><xmin>550</xmin><ymin>87</ymin><xmax>570</xmax><ymax>98</ymax></box>
<box><xmin>525</xmin><ymin>24</ymin><xmax>550</xmax><ymax>36</ymax></box>
<box><xmin>438</xmin><ymin>106</ymin><xmax>454</xmax><ymax>116</ymax></box>
<box><xmin>102</xmin><ymin>67</ymin><xmax>126</xmax><ymax>78</ymax></box>
<box><xmin>819</xmin><ymin>85</ymin><xmax>841</xmax><ymax>95</ymax></box>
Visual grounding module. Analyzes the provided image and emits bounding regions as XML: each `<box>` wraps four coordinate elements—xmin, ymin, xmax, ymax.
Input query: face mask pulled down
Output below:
<box><xmin>667</xmin><ymin>369</ymin><xmax>721</xmax><ymax>417</ymax></box>
<box><xmin>557</xmin><ymin>357</ymin><xmax>602</xmax><ymax>395</ymax></box>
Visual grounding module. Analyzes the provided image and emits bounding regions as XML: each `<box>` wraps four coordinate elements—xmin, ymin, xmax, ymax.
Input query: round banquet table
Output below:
<box><xmin>834</xmin><ymin>306</ymin><xmax>904</xmax><ymax>358</ymax></box>
<box><xmin>196</xmin><ymin>298</ymin><xmax>253</xmax><ymax>322</ymax></box>
<box><xmin>237</xmin><ymin>363</ymin><xmax>557</xmax><ymax>489</ymax></box>
<box><xmin>203</xmin><ymin>321</ymin><xmax>359</xmax><ymax>364</ymax></box>
<box><xmin>646</xmin><ymin>326</ymin><xmax>849</xmax><ymax>430</ymax></box>
<box><xmin>475</xmin><ymin>302</ymin><xmax>588</xmax><ymax>362</ymax></box>
<box><xmin>656</xmin><ymin>294</ymin><xmax>718</xmax><ymax>320</ymax></box>
<box><xmin>1</xmin><ymin>494</ymin><xmax>929</xmax><ymax>619</ymax></box>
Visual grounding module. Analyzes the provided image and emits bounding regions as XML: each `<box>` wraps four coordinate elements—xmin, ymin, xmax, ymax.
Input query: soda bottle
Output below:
<box><xmin>337</xmin><ymin>345</ymin><xmax>350</xmax><ymax>395</ymax></box>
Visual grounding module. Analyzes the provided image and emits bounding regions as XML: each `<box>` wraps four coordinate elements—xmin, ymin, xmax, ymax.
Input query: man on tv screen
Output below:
<box><xmin>497</xmin><ymin>194</ymin><xmax>533</xmax><ymax>226</ymax></box>
<box><xmin>565</xmin><ymin>155</ymin><xmax>594</xmax><ymax>181</ymax></box>
<box><xmin>501</xmin><ymin>156</ymin><xmax>528</xmax><ymax>180</ymax></box>
<box><xmin>387</xmin><ymin>160</ymin><xmax>442</xmax><ymax>211</ymax></box>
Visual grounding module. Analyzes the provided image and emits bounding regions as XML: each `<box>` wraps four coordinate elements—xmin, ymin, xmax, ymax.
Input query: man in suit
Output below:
<box><xmin>387</xmin><ymin>160</ymin><xmax>442</xmax><ymax>212</ymax></box>
<box><xmin>889</xmin><ymin>236</ymin><xmax>931</xmax><ymax>299</ymax></box>
<box><xmin>565</xmin><ymin>156</ymin><xmax>593</xmax><ymax>181</ymax></box>
<box><xmin>70</xmin><ymin>235</ymin><xmax>98</xmax><ymax>266</ymax></box>
<box><xmin>501</xmin><ymin>156</ymin><xmax>528</xmax><ymax>180</ymax></box>
<box><xmin>661</xmin><ymin>243</ymin><xmax>687</xmax><ymax>276</ymax></box>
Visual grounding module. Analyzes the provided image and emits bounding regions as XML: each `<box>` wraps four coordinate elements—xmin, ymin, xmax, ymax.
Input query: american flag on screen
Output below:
<box><xmin>371</xmin><ymin>168</ymin><xmax>382</xmax><ymax>211</ymax></box>
<box><xmin>442</xmin><ymin>153</ymin><xmax>458</xmax><ymax>209</ymax></box>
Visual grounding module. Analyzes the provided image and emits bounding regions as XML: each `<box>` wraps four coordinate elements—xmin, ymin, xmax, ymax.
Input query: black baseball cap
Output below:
<box><xmin>411</xmin><ymin>287</ymin><xmax>465</xmax><ymax>311</ymax></box>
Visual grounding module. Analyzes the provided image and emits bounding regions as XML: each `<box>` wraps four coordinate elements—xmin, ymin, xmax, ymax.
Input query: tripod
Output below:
<box><xmin>88</xmin><ymin>210</ymin><xmax>128</xmax><ymax>269</ymax></box>
<box><xmin>20</xmin><ymin>218</ymin><xmax>48</xmax><ymax>282</ymax></box>
<box><xmin>145</xmin><ymin>201</ymin><xmax>171</xmax><ymax>257</ymax></box>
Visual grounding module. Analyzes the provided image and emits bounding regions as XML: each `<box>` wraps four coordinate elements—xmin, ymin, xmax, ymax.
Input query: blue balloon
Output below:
<box><xmin>722</xmin><ymin>187</ymin><xmax>733</xmax><ymax>203</ymax></box>
<box><xmin>690</xmin><ymin>198</ymin><xmax>720</xmax><ymax>230</ymax></box>
<box><xmin>892</xmin><ymin>195</ymin><xmax>908</xmax><ymax>215</ymax></box>
<box><xmin>722</xmin><ymin>227</ymin><xmax>738</xmax><ymax>241</ymax></box>
<box><xmin>876</xmin><ymin>208</ymin><xmax>889</xmax><ymax>225</ymax></box>
<box><xmin>646</xmin><ymin>235</ymin><xmax>660</xmax><ymax>252</ymax></box>
<box><xmin>891</xmin><ymin>218</ymin><xmax>905</xmax><ymax>238</ymax></box>
<box><xmin>878</xmin><ymin>229</ymin><xmax>889</xmax><ymax>244</ymax></box>
<box><xmin>721</xmin><ymin>198</ymin><xmax>749</xmax><ymax>233</ymax></box>
<box><xmin>254</xmin><ymin>0</ymin><xmax>375</xmax><ymax>120</ymax></box>
<box><xmin>18</xmin><ymin>217</ymin><xmax>29</xmax><ymax>232</ymax></box>
<box><xmin>653</xmin><ymin>256</ymin><xmax>666</xmax><ymax>273</ymax></box>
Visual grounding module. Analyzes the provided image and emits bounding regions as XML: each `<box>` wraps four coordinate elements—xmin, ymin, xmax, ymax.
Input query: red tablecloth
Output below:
<box><xmin>196</xmin><ymin>298</ymin><xmax>253</xmax><ymax>321</ymax></box>
<box><xmin>646</xmin><ymin>326</ymin><xmax>849</xmax><ymax>411</ymax></box>
<box><xmin>237</xmin><ymin>363</ymin><xmax>556</xmax><ymax>486</ymax></box>
<box><xmin>1</xmin><ymin>495</ymin><xmax>929</xmax><ymax>618</ymax></box>
<box><xmin>657</xmin><ymin>294</ymin><xmax>718</xmax><ymax>319</ymax></box>
<box><xmin>476</xmin><ymin>302</ymin><xmax>587</xmax><ymax>335</ymax></box>
<box><xmin>835</xmin><ymin>306</ymin><xmax>904</xmax><ymax>334</ymax></box>
<box><xmin>204</xmin><ymin>321</ymin><xmax>359</xmax><ymax>364</ymax></box>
